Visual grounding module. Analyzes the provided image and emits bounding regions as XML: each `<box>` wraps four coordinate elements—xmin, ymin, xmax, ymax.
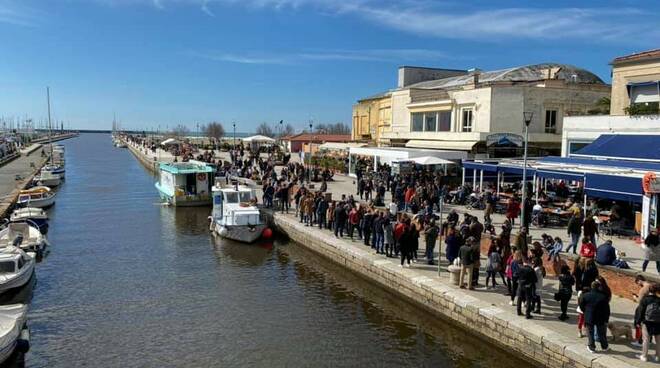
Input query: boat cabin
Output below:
<box><xmin>0</xmin><ymin>252</ymin><xmax>28</xmax><ymax>274</ymax></box>
<box><xmin>211</xmin><ymin>186</ymin><xmax>261</xmax><ymax>226</ymax></box>
<box><xmin>155</xmin><ymin>160</ymin><xmax>214</xmax><ymax>206</ymax></box>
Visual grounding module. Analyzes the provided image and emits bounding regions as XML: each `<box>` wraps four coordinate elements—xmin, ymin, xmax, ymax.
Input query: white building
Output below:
<box><xmin>378</xmin><ymin>64</ymin><xmax>610</xmax><ymax>158</ymax></box>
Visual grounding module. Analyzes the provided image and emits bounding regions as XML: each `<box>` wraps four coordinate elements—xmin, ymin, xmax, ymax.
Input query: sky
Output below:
<box><xmin>0</xmin><ymin>0</ymin><xmax>658</xmax><ymax>132</ymax></box>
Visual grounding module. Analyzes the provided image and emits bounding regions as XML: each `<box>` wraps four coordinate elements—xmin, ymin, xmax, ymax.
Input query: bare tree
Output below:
<box><xmin>204</xmin><ymin>122</ymin><xmax>225</xmax><ymax>147</ymax></box>
<box><xmin>255</xmin><ymin>122</ymin><xmax>274</xmax><ymax>137</ymax></box>
<box><xmin>170</xmin><ymin>124</ymin><xmax>190</xmax><ymax>139</ymax></box>
<box><xmin>313</xmin><ymin>122</ymin><xmax>350</xmax><ymax>134</ymax></box>
<box><xmin>281</xmin><ymin>123</ymin><xmax>295</xmax><ymax>137</ymax></box>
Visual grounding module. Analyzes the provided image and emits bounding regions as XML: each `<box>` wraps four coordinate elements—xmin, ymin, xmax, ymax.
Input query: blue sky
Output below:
<box><xmin>0</xmin><ymin>0</ymin><xmax>658</xmax><ymax>132</ymax></box>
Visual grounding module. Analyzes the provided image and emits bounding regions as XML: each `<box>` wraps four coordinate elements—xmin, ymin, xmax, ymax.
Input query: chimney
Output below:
<box><xmin>468</xmin><ymin>68</ymin><xmax>482</xmax><ymax>85</ymax></box>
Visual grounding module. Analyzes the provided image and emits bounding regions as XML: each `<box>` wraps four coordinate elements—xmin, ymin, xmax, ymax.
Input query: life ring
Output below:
<box><xmin>197</xmin><ymin>173</ymin><xmax>207</xmax><ymax>181</ymax></box>
<box><xmin>643</xmin><ymin>172</ymin><xmax>657</xmax><ymax>194</ymax></box>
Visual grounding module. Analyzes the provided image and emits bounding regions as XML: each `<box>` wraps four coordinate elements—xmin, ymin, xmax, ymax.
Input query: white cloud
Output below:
<box><xmin>190</xmin><ymin>48</ymin><xmax>452</xmax><ymax>65</ymax></box>
<box><xmin>0</xmin><ymin>1</ymin><xmax>38</xmax><ymax>26</ymax></box>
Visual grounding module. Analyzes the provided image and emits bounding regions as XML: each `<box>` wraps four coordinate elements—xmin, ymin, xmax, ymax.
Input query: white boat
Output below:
<box><xmin>0</xmin><ymin>247</ymin><xmax>35</xmax><ymax>295</ymax></box>
<box><xmin>10</xmin><ymin>208</ymin><xmax>49</xmax><ymax>234</ymax></box>
<box><xmin>17</xmin><ymin>186</ymin><xmax>56</xmax><ymax>208</ymax></box>
<box><xmin>0</xmin><ymin>223</ymin><xmax>48</xmax><ymax>254</ymax></box>
<box><xmin>32</xmin><ymin>170</ymin><xmax>61</xmax><ymax>187</ymax></box>
<box><xmin>41</xmin><ymin>164</ymin><xmax>65</xmax><ymax>178</ymax></box>
<box><xmin>155</xmin><ymin>161</ymin><xmax>214</xmax><ymax>206</ymax></box>
<box><xmin>0</xmin><ymin>304</ymin><xmax>30</xmax><ymax>364</ymax></box>
<box><xmin>209</xmin><ymin>182</ymin><xmax>266</xmax><ymax>243</ymax></box>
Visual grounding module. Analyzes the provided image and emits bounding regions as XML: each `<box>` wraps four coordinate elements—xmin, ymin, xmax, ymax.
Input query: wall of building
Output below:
<box><xmin>561</xmin><ymin>115</ymin><xmax>660</xmax><ymax>156</ymax></box>
<box><xmin>611</xmin><ymin>59</ymin><xmax>660</xmax><ymax>115</ymax></box>
<box><xmin>398</xmin><ymin>67</ymin><xmax>467</xmax><ymax>88</ymax></box>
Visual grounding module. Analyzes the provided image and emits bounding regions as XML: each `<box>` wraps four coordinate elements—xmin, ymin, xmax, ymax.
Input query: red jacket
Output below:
<box><xmin>405</xmin><ymin>188</ymin><xmax>415</xmax><ymax>203</ymax></box>
<box><xmin>580</xmin><ymin>242</ymin><xmax>596</xmax><ymax>258</ymax></box>
<box><xmin>348</xmin><ymin>210</ymin><xmax>359</xmax><ymax>225</ymax></box>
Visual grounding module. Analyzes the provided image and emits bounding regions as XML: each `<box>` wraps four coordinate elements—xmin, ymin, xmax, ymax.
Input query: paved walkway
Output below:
<box><xmin>0</xmin><ymin>148</ymin><xmax>49</xmax><ymax>217</ymax></box>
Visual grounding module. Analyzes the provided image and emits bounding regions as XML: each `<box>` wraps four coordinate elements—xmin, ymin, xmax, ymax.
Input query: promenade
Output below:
<box><xmin>0</xmin><ymin>147</ymin><xmax>49</xmax><ymax>218</ymax></box>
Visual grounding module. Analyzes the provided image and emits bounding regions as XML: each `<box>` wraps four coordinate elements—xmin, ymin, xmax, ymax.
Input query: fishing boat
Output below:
<box><xmin>17</xmin><ymin>186</ymin><xmax>56</xmax><ymax>209</ymax></box>
<box><xmin>0</xmin><ymin>303</ymin><xmax>30</xmax><ymax>364</ymax></box>
<box><xmin>0</xmin><ymin>223</ymin><xmax>48</xmax><ymax>254</ymax></box>
<box><xmin>0</xmin><ymin>247</ymin><xmax>35</xmax><ymax>295</ymax></box>
<box><xmin>155</xmin><ymin>161</ymin><xmax>214</xmax><ymax>206</ymax></box>
<box><xmin>209</xmin><ymin>182</ymin><xmax>267</xmax><ymax>243</ymax></box>
<box><xmin>32</xmin><ymin>170</ymin><xmax>61</xmax><ymax>187</ymax></box>
<box><xmin>10</xmin><ymin>208</ymin><xmax>48</xmax><ymax>235</ymax></box>
<box><xmin>41</xmin><ymin>164</ymin><xmax>65</xmax><ymax>177</ymax></box>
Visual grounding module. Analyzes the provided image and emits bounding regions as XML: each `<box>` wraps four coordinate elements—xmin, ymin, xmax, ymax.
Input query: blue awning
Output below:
<box><xmin>536</xmin><ymin>170</ymin><xmax>584</xmax><ymax>182</ymax></box>
<box><xmin>541</xmin><ymin>156</ymin><xmax>660</xmax><ymax>172</ymax></box>
<box><xmin>584</xmin><ymin>173</ymin><xmax>643</xmax><ymax>203</ymax></box>
<box><xmin>498</xmin><ymin>165</ymin><xmax>535</xmax><ymax>176</ymax></box>
<box><xmin>627</xmin><ymin>81</ymin><xmax>659</xmax><ymax>94</ymax></box>
<box><xmin>462</xmin><ymin>161</ymin><xmax>499</xmax><ymax>173</ymax></box>
<box><xmin>573</xmin><ymin>134</ymin><xmax>660</xmax><ymax>161</ymax></box>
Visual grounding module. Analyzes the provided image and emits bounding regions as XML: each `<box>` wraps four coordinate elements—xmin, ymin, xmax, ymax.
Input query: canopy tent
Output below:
<box><xmin>408</xmin><ymin>156</ymin><xmax>456</xmax><ymax>166</ymax></box>
<box><xmin>160</xmin><ymin>138</ymin><xmax>179</xmax><ymax>146</ymax></box>
<box><xmin>584</xmin><ymin>173</ymin><xmax>643</xmax><ymax>203</ymax></box>
<box><xmin>242</xmin><ymin>135</ymin><xmax>275</xmax><ymax>143</ymax></box>
<box><xmin>572</xmin><ymin>134</ymin><xmax>660</xmax><ymax>161</ymax></box>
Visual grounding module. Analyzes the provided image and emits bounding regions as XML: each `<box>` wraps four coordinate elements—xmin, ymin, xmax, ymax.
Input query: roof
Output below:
<box><xmin>319</xmin><ymin>142</ymin><xmax>367</xmax><ymax>151</ymax></box>
<box><xmin>357</xmin><ymin>90</ymin><xmax>392</xmax><ymax>102</ymax></box>
<box><xmin>612</xmin><ymin>49</ymin><xmax>660</xmax><ymax>65</ymax></box>
<box><xmin>572</xmin><ymin>134</ymin><xmax>660</xmax><ymax>161</ymax></box>
<box><xmin>283</xmin><ymin>133</ymin><xmax>351</xmax><ymax>143</ymax></box>
<box><xmin>242</xmin><ymin>135</ymin><xmax>275</xmax><ymax>143</ymax></box>
<box><xmin>405</xmin><ymin>63</ymin><xmax>605</xmax><ymax>90</ymax></box>
<box><xmin>159</xmin><ymin>161</ymin><xmax>214</xmax><ymax>175</ymax></box>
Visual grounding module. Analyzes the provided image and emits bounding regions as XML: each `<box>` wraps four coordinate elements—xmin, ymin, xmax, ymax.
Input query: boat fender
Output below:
<box><xmin>219</xmin><ymin>227</ymin><xmax>229</xmax><ymax>237</ymax></box>
<box><xmin>262</xmin><ymin>227</ymin><xmax>273</xmax><ymax>240</ymax></box>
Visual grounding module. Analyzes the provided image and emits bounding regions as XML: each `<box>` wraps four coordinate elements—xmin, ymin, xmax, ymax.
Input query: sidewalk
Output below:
<box><xmin>275</xmin><ymin>209</ymin><xmax>651</xmax><ymax>367</ymax></box>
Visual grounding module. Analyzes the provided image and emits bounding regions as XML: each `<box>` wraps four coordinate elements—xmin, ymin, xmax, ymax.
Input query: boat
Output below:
<box><xmin>17</xmin><ymin>186</ymin><xmax>56</xmax><ymax>208</ymax></box>
<box><xmin>41</xmin><ymin>164</ymin><xmax>65</xmax><ymax>177</ymax></box>
<box><xmin>0</xmin><ymin>247</ymin><xmax>35</xmax><ymax>295</ymax></box>
<box><xmin>155</xmin><ymin>160</ymin><xmax>214</xmax><ymax>206</ymax></box>
<box><xmin>0</xmin><ymin>303</ymin><xmax>30</xmax><ymax>364</ymax></box>
<box><xmin>32</xmin><ymin>170</ymin><xmax>61</xmax><ymax>187</ymax></box>
<box><xmin>209</xmin><ymin>182</ymin><xmax>266</xmax><ymax>243</ymax></box>
<box><xmin>0</xmin><ymin>223</ymin><xmax>48</xmax><ymax>254</ymax></box>
<box><xmin>10</xmin><ymin>208</ymin><xmax>49</xmax><ymax>235</ymax></box>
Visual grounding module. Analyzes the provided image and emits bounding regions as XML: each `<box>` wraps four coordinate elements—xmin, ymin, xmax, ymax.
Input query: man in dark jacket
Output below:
<box><xmin>517</xmin><ymin>259</ymin><xmax>538</xmax><ymax>319</ymax></box>
<box><xmin>316</xmin><ymin>196</ymin><xmax>328</xmax><ymax>229</ymax></box>
<box><xmin>566</xmin><ymin>214</ymin><xmax>582</xmax><ymax>254</ymax></box>
<box><xmin>579</xmin><ymin>280</ymin><xmax>610</xmax><ymax>352</ymax></box>
<box><xmin>595</xmin><ymin>240</ymin><xmax>616</xmax><ymax>266</ymax></box>
<box><xmin>334</xmin><ymin>203</ymin><xmax>346</xmax><ymax>237</ymax></box>
<box><xmin>458</xmin><ymin>238</ymin><xmax>475</xmax><ymax>290</ymax></box>
<box><xmin>425</xmin><ymin>221</ymin><xmax>439</xmax><ymax>265</ymax></box>
<box><xmin>362</xmin><ymin>210</ymin><xmax>374</xmax><ymax>246</ymax></box>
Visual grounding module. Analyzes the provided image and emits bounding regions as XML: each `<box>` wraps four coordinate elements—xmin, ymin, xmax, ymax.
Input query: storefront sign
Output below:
<box><xmin>486</xmin><ymin>133</ymin><xmax>523</xmax><ymax>147</ymax></box>
<box><xmin>643</xmin><ymin>172</ymin><xmax>660</xmax><ymax>194</ymax></box>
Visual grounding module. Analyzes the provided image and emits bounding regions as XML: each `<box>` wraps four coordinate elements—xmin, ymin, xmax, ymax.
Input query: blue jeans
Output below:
<box><xmin>566</xmin><ymin>233</ymin><xmax>580</xmax><ymax>254</ymax></box>
<box><xmin>374</xmin><ymin>233</ymin><xmax>383</xmax><ymax>252</ymax></box>
<box><xmin>426</xmin><ymin>241</ymin><xmax>435</xmax><ymax>263</ymax></box>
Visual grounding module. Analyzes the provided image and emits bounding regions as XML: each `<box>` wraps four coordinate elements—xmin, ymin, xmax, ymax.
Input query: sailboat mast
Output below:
<box><xmin>46</xmin><ymin>87</ymin><xmax>53</xmax><ymax>164</ymax></box>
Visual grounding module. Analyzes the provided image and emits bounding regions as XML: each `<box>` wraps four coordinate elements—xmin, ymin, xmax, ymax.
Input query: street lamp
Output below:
<box><xmin>308</xmin><ymin>121</ymin><xmax>313</xmax><ymax>183</ymax></box>
<box><xmin>521</xmin><ymin>111</ymin><xmax>533</xmax><ymax>230</ymax></box>
<box><xmin>232</xmin><ymin>122</ymin><xmax>236</xmax><ymax>149</ymax></box>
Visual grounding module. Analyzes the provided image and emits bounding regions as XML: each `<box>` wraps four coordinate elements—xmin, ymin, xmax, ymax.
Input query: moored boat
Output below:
<box><xmin>209</xmin><ymin>182</ymin><xmax>266</xmax><ymax>243</ymax></box>
<box><xmin>0</xmin><ymin>303</ymin><xmax>30</xmax><ymax>364</ymax></box>
<box><xmin>10</xmin><ymin>208</ymin><xmax>49</xmax><ymax>235</ymax></box>
<box><xmin>0</xmin><ymin>223</ymin><xmax>48</xmax><ymax>254</ymax></box>
<box><xmin>17</xmin><ymin>186</ymin><xmax>56</xmax><ymax>209</ymax></box>
<box><xmin>0</xmin><ymin>247</ymin><xmax>35</xmax><ymax>295</ymax></box>
<box><xmin>32</xmin><ymin>170</ymin><xmax>61</xmax><ymax>187</ymax></box>
<box><xmin>155</xmin><ymin>161</ymin><xmax>214</xmax><ymax>207</ymax></box>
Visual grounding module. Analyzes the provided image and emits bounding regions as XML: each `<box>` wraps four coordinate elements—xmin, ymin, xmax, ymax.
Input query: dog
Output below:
<box><xmin>608</xmin><ymin>321</ymin><xmax>633</xmax><ymax>342</ymax></box>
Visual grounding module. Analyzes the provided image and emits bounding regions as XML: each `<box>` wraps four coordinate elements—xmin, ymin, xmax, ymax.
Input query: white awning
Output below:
<box><xmin>405</xmin><ymin>140</ymin><xmax>476</xmax><ymax>151</ymax></box>
<box><xmin>242</xmin><ymin>135</ymin><xmax>275</xmax><ymax>143</ymax></box>
<box><xmin>319</xmin><ymin>142</ymin><xmax>367</xmax><ymax>151</ymax></box>
<box><xmin>409</xmin><ymin>156</ymin><xmax>456</xmax><ymax>165</ymax></box>
<box><xmin>161</xmin><ymin>138</ymin><xmax>179</xmax><ymax>145</ymax></box>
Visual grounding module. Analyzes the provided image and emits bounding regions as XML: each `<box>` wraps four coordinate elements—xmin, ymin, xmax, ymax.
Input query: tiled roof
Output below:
<box><xmin>283</xmin><ymin>133</ymin><xmax>351</xmax><ymax>142</ymax></box>
<box><xmin>612</xmin><ymin>49</ymin><xmax>660</xmax><ymax>65</ymax></box>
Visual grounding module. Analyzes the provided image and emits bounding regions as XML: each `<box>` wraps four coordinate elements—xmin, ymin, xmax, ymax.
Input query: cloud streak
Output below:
<box><xmin>0</xmin><ymin>1</ymin><xmax>38</xmax><ymax>26</ymax></box>
<box><xmin>190</xmin><ymin>48</ymin><xmax>452</xmax><ymax>65</ymax></box>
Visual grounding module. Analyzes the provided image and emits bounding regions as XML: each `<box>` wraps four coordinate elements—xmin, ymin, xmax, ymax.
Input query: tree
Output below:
<box><xmin>281</xmin><ymin>123</ymin><xmax>295</xmax><ymax>137</ymax></box>
<box><xmin>169</xmin><ymin>124</ymin><xmax>190</xmax><ymax>139</ymax></box>
<box><xmin>314</xmin><ymin>122</ymin><xmax>350</xmax><ymax>134</ymax></box>
<box><xmin>204</xmin><ymin>122</ymin><xmax>225</xmax><ymax>147</ymax></box>
<box><xmin>255</xmin><ymin>122</ymin><xmax>274</xmax><ymax>137</ymax></box>
<box><xmin>587</xmin><ymin>97</ymin><xmax>611</xmax><ymax>115</ymax></box>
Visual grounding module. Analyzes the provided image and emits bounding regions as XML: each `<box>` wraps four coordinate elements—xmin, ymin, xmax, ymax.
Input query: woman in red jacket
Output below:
<box><xmin>506</xmin><ymin>197</ymin><xmax>520</xmax><ymax>226</ymax></box>
<box><xmin>579</xmin><ymin>237</ymin><xmax>596</xmax><ymax>259</ymax></box>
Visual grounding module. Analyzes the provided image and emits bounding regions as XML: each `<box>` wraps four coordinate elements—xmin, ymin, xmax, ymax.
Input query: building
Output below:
<box><xmin>610</xmin><ymin>49</ymin><xmax>660</xmax><ymax>116</ymax></box>
<box><xmin>352</xmin><ymin>91</ymin><xmax>391</xmax><ymax>143</ymax></box>
<box><xmin>281</xmin><ymin>133</ymin><xmax>351</xmax><ymax>153</ymax></box>
<box><xmin>562</xmin><ymin>49</ymin><xmax>660</xmax><ymax>156</ymax></box>
<box><xmin>358</xmin><ymin>64</ymin><xmax>610</xmax><ymax>158</ymax></box>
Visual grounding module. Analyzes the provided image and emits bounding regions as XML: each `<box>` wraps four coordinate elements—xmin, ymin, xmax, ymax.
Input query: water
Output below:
<box><xmin>24</xmin><ymin>133</ymin><xmax>526</xmax><ymax>367</ymax></box>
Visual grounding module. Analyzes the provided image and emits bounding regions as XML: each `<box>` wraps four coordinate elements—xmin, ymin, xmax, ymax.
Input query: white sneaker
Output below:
<box><xmin>638</xmin><ymin>354</ymin><xmax>648</xmax><ymax>362</ymax></box>
<box><xmin>587</xmin><ymin>346</ymin><xmax>596</xmax><ymax>353</ymax></box>
<box><xmin>631</xmin><ymin>341</ymin><xmax>642</xmax><ymax>347</ymax></box>
<box><xmin>509</xmin><ymin>300</ymin><xmax>515</xmax><ymax>306</ymax></box>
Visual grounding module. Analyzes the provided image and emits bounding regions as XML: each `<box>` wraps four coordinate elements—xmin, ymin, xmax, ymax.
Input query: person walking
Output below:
<box><xmin>348</xmin><ymin>205</ymin><xmax>359</xmax><ymax>240</ymax></box>
<box><xmin>506</xmin><ymin>250</ymin><xmax>522</xmax><ymax>304</ymax></box>
<box><xmin>556</xmin><ymin>265</ymin><xmax>575</xmax><ymax>321</ymax></box>
<box><xmin>643</xmin><ymin>228</ymin><xmax>660</xmax><ymax>273</ymax></box>
<box><xmin>566</xmin><ymin>214</ymin><xmax>582</xmax><ymax>254</ymax></box>
<box><xmin>424</xmin><ymin>221</ymin><xmax>439</xmax><ymax>265</ymax></box>
<box><xmin>517</xmin><ymin>258</ymin><xmax>538</xmax><ymax>319</ymax></box>
<box><xmin>635</xmin><ymin>284</ymin><xmax>660</xmax><ymax>362</ymax></box>
<box><xmin>485</xmin><ymin>241</ymin><xmax>502</xmax><ymax>289</ymax></box>
<box><xmin>458</xmin><ymin>237</ymin><xmax>476</xmax><ymax>290</ymax></box>
<box><xmin>583</xmin><ymin>213</ymin><xmax>598</xmax><ymax>244</ymax></box>
<box><xmin>579</xmin><ymin>280</ymin><xmax>610</xmax><ymax>353</ymax></box>
<box><xmin>506</xmin><ymin>196</ymin><xmax>520</xmax><ymax>226</ymax></box>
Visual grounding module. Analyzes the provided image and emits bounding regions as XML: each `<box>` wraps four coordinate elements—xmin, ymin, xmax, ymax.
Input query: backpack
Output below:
<box><xmin>646</xmin><ymin>298</ymin><xmax>660</xmax><ymax>323</ymax></box>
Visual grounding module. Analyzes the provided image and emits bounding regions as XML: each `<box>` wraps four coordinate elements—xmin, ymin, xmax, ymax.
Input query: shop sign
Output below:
<box><xmin>486</xmin><ymin>133</ymin><xmax>523</xmax><ymax>147</ymax></box>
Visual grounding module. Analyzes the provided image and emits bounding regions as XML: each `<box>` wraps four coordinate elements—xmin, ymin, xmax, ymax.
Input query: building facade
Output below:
<box><xmin>610</xmin><ymin>49</ymin><xmax>660</xmax><ymax>116</ymax></box>
<box><xmin>358</xmin><ymin>64</ymin><xmax>610</xmax><ymax>158</ymax></box>
<box><xmin>351</xmin><ymin>92</ymin><xmax>391</xmax><ymax>143</ymax></box>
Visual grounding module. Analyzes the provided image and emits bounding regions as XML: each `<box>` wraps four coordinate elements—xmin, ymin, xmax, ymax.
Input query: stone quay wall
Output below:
<box><xmin>271</xmin><ymin>213</ymin><xmax>633</xmax><ymax>368</ymax></box>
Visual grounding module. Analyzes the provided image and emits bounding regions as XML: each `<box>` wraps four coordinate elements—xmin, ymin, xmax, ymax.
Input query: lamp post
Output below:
<box><xmin>232</xmin><ymin>122</ymin><xmax>236</xmax><ymax>149</ymax></box>
<box><xmin>308</xmin><ymin>121</ymin><xmax>313</xmax><ymax>183</ymax></box>
<box><xmin>521</xmin><ymin>111</ymin><xmax>534</xmax><ymax>230</ymax></box>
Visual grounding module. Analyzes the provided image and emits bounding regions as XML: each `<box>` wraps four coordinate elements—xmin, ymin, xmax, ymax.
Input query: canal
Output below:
<box><xmin>26</xmin><ymin>133</ymin><xmax>525</xmax><ymax>367</ymax></box>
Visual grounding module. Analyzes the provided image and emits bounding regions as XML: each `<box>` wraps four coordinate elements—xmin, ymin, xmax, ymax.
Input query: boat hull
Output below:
<box><xmin>17</xmin><ymin>196</ymin><xmax>55</xmax><ymax>209</ymax></box>
<box><xmin>0</xmin><ymin>266</ymin><xmax>34</xmax><ymax>296</ymax></box>
<box><xmin>212</xmin><ymin>222</ymin><xmax>266</xmax><ymax>243</ymax></box>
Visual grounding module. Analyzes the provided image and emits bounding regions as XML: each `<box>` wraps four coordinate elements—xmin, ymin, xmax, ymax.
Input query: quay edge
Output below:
<box><xmin>268</xmin><ymin>212</ymin><xmax>634</xmax><ymax>368</ymax></box>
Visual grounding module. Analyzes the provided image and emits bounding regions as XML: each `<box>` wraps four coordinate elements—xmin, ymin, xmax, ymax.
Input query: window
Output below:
<box><xmin>545</xmin><ymin>110</ymin><xmax>557</xmax><ymax>133</ymax></box>
<box><xmin>461</xmin><ymin>109</ymin><xmax>473</xmax><ymax>132</ymax></box>
<box><xmin>225</xmin><ymin>192</ymin><xmax>239</xmax><ymax>203</ymax></box>
<box><xmin>0</xmin><ymin>261</ymin><xmax>15</xmax><ymax>273</ymax></box>
<box><xmin>424</xmin><ymin>113</ymin><xmax>437</xmax><ymax>132</ymax></box>
<box><xmin>411</xmin><ymin>112</ymin><xmax>424</xmax><ymax>132</ymax></box>
<box><xmin>438</xmin><ymin>111</ymin><xmax>451</xmax><ymax>131</ymax></box>
<box><xmin>239</xmin><ymin>191</ymin><xmax>253</xmax><ymax>202</ymax></box>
